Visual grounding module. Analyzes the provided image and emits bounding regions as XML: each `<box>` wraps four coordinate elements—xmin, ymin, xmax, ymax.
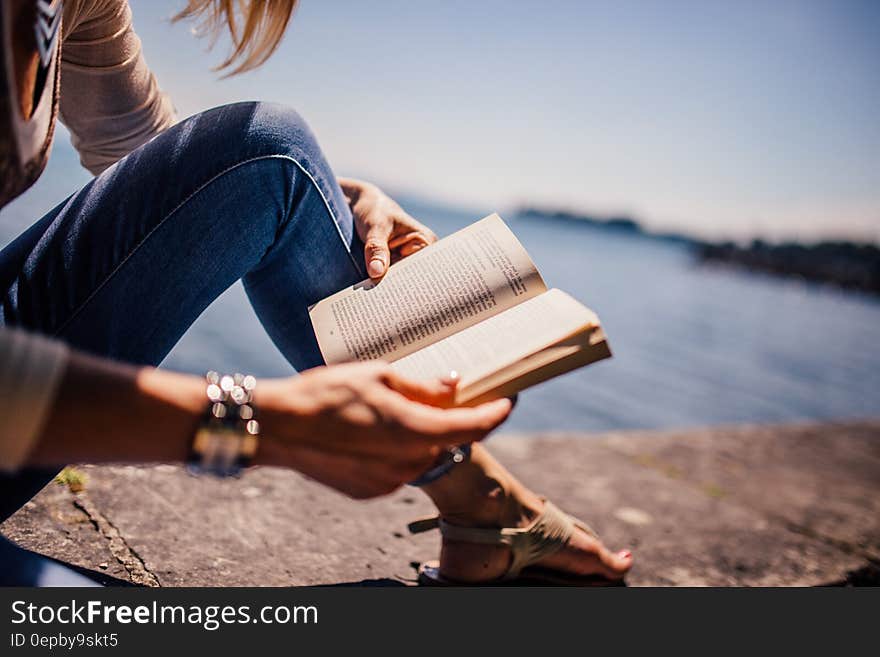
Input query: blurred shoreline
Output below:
<box><xmin>518</xmin><ymin>206</ymin><xmax>880</xmax><ymax>297</ymax></box>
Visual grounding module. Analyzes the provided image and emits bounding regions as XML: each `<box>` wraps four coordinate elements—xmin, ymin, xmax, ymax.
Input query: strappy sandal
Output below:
<box><xmin>408</xmin><ymin>499</ymin><xmax>626</xmax><ymax>586</ymax></box>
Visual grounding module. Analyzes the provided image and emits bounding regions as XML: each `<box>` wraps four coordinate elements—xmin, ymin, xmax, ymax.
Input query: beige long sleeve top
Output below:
<box><xmin>59</xmin><ymin>0</ymin><xmax>176</xmax><ymax>174</ymax></box>
<box><xmin>1</xmin><ymin>0</ymin><xmax>175</xmax><ymax>472</ymax></box>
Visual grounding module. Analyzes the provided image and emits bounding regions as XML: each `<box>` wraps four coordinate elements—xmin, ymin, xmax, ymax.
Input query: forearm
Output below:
<box><xmin>26</xmin><ymin>350</ymin><xmax>205</xmax><ymax>468</ymax></box>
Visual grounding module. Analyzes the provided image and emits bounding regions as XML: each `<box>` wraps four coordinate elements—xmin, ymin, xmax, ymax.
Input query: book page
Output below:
<box><xmin>309</xmin><ymin>213</ymin><xmax>546</xmax><ymax>364</ymax></box>
<box><xmin>458</xmin><ymin>326</ymin><xmax>610</xmax><ymax>405</ymax></box>
<box><xmin>390</xmin><ymin>288</ymin><xmax>603</xmax><ymax>390</ymax></box>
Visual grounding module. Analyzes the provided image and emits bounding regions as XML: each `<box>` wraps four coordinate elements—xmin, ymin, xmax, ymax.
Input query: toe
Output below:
<box><xmin>598</xmin><ymin>547</ymin><xmax>633</xmax><ymax>579</ymax></box>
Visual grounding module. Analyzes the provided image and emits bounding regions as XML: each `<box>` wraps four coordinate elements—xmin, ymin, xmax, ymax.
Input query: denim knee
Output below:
<box><xmin>212</xmin><ymin>102</ymin><xmax>357</xmax><ymax>269</ymax></box>
<box><xmin>233</xmin><ymin>102</ymin><xmax>328</xmax><ymax>176</ymax></box>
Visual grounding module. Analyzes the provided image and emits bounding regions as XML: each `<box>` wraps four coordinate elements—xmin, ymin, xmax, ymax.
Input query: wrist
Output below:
<box><xmin>250</xmin><ymin>377</ymin><xmax>311</xmax><ymax>467</ymax></box>
<box><xmin>136</xmin><ymin>368</ymin><xmax>206</xmax><ymax>462</ymax></box>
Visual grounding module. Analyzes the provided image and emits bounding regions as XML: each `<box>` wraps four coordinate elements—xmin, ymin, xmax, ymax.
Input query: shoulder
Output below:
<box><xmin>62</xmin><ymin>0</ymin><xmax>132</xmax><ymax>41</ymax></box>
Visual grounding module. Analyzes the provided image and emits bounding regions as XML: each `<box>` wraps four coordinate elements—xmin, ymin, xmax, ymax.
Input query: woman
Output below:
<box><xmin>0</xmin><ymin>0</ymin><xmax>632</xmax><ymax>586</ymax></box>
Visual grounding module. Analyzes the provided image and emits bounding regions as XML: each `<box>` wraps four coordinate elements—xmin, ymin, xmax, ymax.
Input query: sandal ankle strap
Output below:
<box><xmin>408</xmin><ymin>500</ymin><xmax>595</xmax><ymax>580</ymax></box>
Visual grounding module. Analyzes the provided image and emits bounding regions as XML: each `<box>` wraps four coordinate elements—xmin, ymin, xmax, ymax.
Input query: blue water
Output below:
<box><xmin>3</xmin><ymin>143</ymin><xmax>880</xmax><ymax>432</ymax></box>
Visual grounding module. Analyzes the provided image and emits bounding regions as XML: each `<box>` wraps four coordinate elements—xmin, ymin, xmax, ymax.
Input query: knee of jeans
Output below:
<box><xmin>241</xmin><ymin>101</ymin><xmax>326</xmax><ymax>170</ymax></box>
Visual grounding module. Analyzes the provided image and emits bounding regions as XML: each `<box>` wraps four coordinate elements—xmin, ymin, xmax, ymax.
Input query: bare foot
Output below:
<box><xmin>437</xmin><ymin>498</ymin><xmax>633</xmax><ymax>583</ymax></box>
<box><xmin>422</xmin><ymin>444</ymin><xmax>633</xmax><ymax>583</ymax></box>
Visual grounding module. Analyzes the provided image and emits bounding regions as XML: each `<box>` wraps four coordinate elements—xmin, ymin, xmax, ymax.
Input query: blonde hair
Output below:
<box><xmin>175</xmin><ymin>0</ymin><xmax>297</xmax><ymax>76</ymax></box>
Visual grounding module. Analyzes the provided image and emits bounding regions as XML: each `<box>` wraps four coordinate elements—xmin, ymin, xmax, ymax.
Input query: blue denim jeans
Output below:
<box><xmin>0</xmin><ymin>102</ymin><xmax>367</xmax><ymax>584</ymax></box>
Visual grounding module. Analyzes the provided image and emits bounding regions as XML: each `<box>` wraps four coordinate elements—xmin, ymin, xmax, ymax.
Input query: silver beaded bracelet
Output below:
<box><xmin>186</xmin><ymin>371</ymin><xmax>260</xmax><ymax>477</ymax></box>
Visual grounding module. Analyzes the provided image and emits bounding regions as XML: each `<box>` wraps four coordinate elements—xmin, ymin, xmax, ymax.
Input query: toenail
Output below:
<box><xmin>618</xmin><ymin>550</ymin><xmax>632</xmax><ymax>559</ymax></box>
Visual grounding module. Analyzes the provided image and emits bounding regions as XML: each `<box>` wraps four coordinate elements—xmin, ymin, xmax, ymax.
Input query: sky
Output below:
<box><xmin>104</xmin><ymin>2</ymin><xmax>880</xmax><ymax>241</ymax></box>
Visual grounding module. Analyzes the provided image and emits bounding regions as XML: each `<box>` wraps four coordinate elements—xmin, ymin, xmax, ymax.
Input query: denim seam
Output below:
<box><xmin>53</xmin><ymin>153</ymin><xmax>361</xmax><ymax>338</ymax></box>
<box><xmin>276</xmin><ymin>155</ymin><xmax>364</xmax><ymax>275</ymax></box>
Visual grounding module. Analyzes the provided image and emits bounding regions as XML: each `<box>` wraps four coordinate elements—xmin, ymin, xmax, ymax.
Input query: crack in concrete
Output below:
<box><xmin>72</xmin><ymin>493</ymin><xmax>160</xmax><ymax>587</ymax></box>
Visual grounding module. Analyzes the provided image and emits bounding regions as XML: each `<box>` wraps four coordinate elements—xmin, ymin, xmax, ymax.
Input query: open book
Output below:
<box><xmin>309</xmin><ymin>214</ymin><xmax>611</xmax><ymax>406</ymax></box>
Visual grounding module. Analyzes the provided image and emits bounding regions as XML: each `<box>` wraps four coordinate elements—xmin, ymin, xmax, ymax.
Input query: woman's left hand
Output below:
<box><xmin>339</xmin><ymin>177</ymin><xmax>438</xmax><ymax>279</ymax></box>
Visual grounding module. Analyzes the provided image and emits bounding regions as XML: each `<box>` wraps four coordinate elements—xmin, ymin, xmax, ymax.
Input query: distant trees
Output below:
<box><xmin>696</xmin><ymin>240</ymin><xmax>880</xmax><ymax>295</ymax></box>
<box><xmin>517</xmin><ymin>206</ymin><xmax>880</xmax><ymax>296</ymax></box>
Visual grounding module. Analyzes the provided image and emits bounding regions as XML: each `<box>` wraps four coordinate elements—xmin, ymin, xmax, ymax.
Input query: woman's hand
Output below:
<box><xmin>339</xmin><ymin>177</ymin><xmax>438</xmax><ymax>279</ymax></box>
<box><xmin>256</xmin><ymin>362</ymin><xmax>512</xmax><ymax>499</ymax></box>
<box><xmin>27</xmin><ymin>350</ymin><xmax>507</xmax><ymax>501</ymax></box>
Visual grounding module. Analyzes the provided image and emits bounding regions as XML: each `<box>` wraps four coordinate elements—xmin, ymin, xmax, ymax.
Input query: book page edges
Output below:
<box><xmin>450</xmin><ymin>288</ymin><xmax>601</xmax><ymax>389</ymax></box>
<box><xmin>456</xmin><ymin>326</ymin><xmax>611</xmax><ymax>406</ymax></box>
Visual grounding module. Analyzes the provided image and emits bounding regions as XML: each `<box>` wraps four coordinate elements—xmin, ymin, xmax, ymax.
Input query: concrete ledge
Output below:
<box><xmin>3</xmin><ymin>420</ymin><xmax>879</xmax><ymax>586</ymax></box>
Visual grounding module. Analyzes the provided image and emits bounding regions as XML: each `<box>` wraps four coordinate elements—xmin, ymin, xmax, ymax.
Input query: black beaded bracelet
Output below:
<box><xmin>408</xmin><ymin>444</ymin><xmax>472</xmax><ymax>487</ymax></box>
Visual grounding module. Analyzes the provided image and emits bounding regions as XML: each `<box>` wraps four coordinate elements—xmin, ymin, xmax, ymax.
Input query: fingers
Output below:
<box><xmin>433</xmin><ymin>398</ymin><xmax>513</xmax><ymax>439</ymax></box>
<box><xmin>364</xmin><ymin>219</ymin><xmax>393</xmax><ymax>279</ymax></box>
<box><xmin>384</xmin><ymin>393</ymin><xmax>513</xmax><ymax>444</ymax></box>
<box><xmin>388</xmin><ymin>229</ymin><xmax>434</xmax><ymax>248</ymax></box>
<box><xmin>382</xmin><ymin>369</ymin><xmax>459</xmax><ymax>408</ymax></box>
<box><xmin>362</xmin><ymin>205</ymin><xmax>437</xmax><ymax>275</ymax></box>
<box><xmin>376</xmin><ymin>366</ymin><xmax>511</xmax><ymax>441</ymax></box>
<box><xmin>394</xmin><ymin>240</ymin><xmax>427</xmax><ymax>260</ymax></box>
<box><xmin>388</xmin><ymin>223</ymin><xmax>437</xmax><ymax>262</ymax></box>
<box><xmin>440</xmin><ymin>370</ymin><xmax>460</xmax><ymax>387</ymax></box>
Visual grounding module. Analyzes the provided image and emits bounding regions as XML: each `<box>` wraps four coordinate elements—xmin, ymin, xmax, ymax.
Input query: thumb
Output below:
<box><xmin>364</xmin><ymin>220</ymin><xmax>393</xmax><ymax>279</ymax></box>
